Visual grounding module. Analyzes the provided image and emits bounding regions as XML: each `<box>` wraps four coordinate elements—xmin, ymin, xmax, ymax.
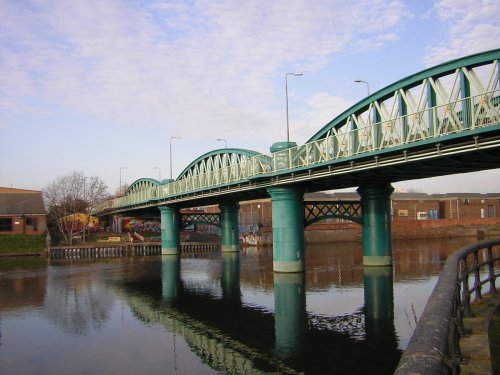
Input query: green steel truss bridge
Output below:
<box><xmin>95</xmin><ymin>49</ymin><xmax>500</xmax><ymax>214</ymax></box>
<box><xmin>94</xmin><ymin>49</ymin><xmax>500</xmax><ymax>272</ymax></box>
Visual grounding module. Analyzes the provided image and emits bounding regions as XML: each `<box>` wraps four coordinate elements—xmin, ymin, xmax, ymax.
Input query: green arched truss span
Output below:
<box><xmin>125</xmin><ymin>178</ymin><xmax>160</xmax><ymax>196</ymax></box>
<box><xmin>307</xmin><ymin>48</ymin><xmax>500</xmax><ymax>142</ymax></box>
<box><xmin>176</xmin><ymin>148</ymin><xmax>262</xmax><ymax>181</ymax></box>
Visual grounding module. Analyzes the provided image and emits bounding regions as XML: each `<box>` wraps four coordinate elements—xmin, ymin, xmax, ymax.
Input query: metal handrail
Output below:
<box><xmin>395</xmin><ymin>239</ymin><xmax>500</xmax><ymax>374</ymax></box>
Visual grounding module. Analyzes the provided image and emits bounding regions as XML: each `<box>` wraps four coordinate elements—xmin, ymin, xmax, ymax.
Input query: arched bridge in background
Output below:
<box><xmin>93</xmin><ymin>49</ymin><xmax>500</xmax><ymax>272</ymax></box>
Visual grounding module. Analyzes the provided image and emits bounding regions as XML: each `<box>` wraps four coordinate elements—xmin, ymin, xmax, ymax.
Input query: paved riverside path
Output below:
<box><xmin>460</xmin><ymin>294</ymin><xmax>500</xmax><ymax>374</ymax></box>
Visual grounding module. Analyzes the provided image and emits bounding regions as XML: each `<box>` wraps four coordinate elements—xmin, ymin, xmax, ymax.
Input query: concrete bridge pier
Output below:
<box><xmin>219</xmin><ymin>203</ymin><xmax>240</xmax><ymax>252</ymax></box>
<box><xmin>159</xmin><ymin>206</ymin><xmax>180</xmax><ymax>255</ymax></box>
<box><xmin>357</xmin><ymin>184</ymin><xmax>394</xmax><ymax>266</ymax></box>
<box><xmin>267</xmin><ymin>186</ymin><xmax>305</xmax><ymax>273</ymax></box>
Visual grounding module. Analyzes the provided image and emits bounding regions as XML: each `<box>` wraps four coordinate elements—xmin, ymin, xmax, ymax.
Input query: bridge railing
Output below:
<box><xmin>92</xmin><ymin>90</ymin><xmax>499</xmax><ymax>213</ymax></box>
<box><xmin>395</xmin><ymin>239</ymin><xmax>500</xmax><ymax>375</ymax></box>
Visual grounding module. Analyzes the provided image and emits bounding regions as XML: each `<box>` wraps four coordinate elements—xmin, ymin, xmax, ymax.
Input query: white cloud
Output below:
<box><xmin>423</xmin><ymin>0</ymin><xmax>500</xmax><ymax>66</ymax></box>
<box><xmin>0</xmin><ymin>0</ymin><xmax>409</xmax><ymax>142</ymax></box>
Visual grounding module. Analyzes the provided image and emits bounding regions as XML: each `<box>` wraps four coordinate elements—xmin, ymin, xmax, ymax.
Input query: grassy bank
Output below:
<box><xmin>0</xmin><ymin>234</ymin><xmax>46</xmax><ymax>254</ymax></box>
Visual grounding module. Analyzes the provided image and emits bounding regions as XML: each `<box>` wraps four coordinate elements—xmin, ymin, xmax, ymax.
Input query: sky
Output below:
<box><xmin>1</xmin><ymin>0</ymin><xmax>499</xmax><ymax>195</ymax></box>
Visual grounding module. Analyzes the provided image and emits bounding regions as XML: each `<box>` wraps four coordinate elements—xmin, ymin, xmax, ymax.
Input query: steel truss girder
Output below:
<box><xmin>304</xmin><ymin>201</ymin><xmax>362</xmax><ymax>226</ymax></box>
<box><xmin>181</xmin><ymin>213</ymin><xmax>220</xmax><ymax>229</ymax></box>
<box><xmin>92</xmin><ymin>50</ymin><xmax>500</xmax><ymax>216</ymax></box>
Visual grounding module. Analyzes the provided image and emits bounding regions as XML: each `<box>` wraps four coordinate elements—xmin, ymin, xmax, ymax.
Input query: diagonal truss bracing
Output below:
<box><xmin>304</xmin><ymin>201</ymin><xmax>362</xmax><ymax>226</ymax></box>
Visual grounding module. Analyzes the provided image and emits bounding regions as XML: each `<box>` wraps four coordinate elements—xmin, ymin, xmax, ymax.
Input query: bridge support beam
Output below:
<box><xmin>357</xmin><ymin>184</ymin><xmax>394</xmax><ymax>266</ymax></box>
<box><xmin>219</xmin><ymin>203</ymin><xmax>240</xmax><ymax>252</ymax></box>
<box><xmin>267</xmin><ymin>186</ymin><xmax>305</xmax><ymax>273</ymax></box>
<box><xmin>159</xmin><ymin>206</ymin><xmax>180</xmax><ymax>255</ymax></box>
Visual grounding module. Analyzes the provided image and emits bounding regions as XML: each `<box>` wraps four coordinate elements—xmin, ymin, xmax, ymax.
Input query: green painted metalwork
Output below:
<box><xmin>357</xmin><ymin>184</ymin><xmax>394</xmax><ymax>266</ymax></box>
<box><xmin>181</xmin><ymin>213</ymin><xmax>220</xmax><ymax>229</ymax></box>
<box><xmin>219</xmin><ymin>203</ymin><xmax>239</xmax><ymax>252</ymax></box>
<box><xmin>304</xmin><ymin>201</ymin><xmax>362</xmax><ymax>226</ymax></box>
<box><xmin>176</xmin><ymin>148</ymin><xmax>262</xmax><ymax>181</ymax></box>
<box><xmin>92</xmin><ymin>50</ymin><xmax>500</xmax><ymax>216</ymax></box>
<box><xmin>308</xmin><ymin>48</ymin><xmax>500</xmax><ymax>141</ymax></box>
<box><xmin>159</xmin><ymin>206</ymin><xmax>180</xmax><ymax>255</ymax></box>
<box><xmin>126</xmin><ymin>178</ymin><xmax>160</xmax><ymax>195</ymax></box>
<box><xmin>268</xmin><ymin>187</ymin><xmax>305</xmax><ymax>273</ymax></box>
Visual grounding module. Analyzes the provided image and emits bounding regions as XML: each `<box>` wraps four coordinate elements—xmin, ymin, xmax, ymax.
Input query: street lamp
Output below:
<box><xmin>354</xmin><ymin>80</ymin><xmax>370</xmax><ymax>96</ymax></box>
<box><xmin>285</xmin><ymin>72</ymin><xmax>303</xmax><ymax>143</ymax></box>
<box><xmin>119</xmin><ymin>166</ymin><xmax>128</xmax><ymax>193</ymax></box>
<box><xmin>153</xmin><ymin>166</ymin><xmax>161</xmax><ymax>181</ymax></box>
<box><xmin>216</xmin><ymin>138</ymin><xmax>227</xmax><ymax>148</ymax></box>
<box><xmin>170</xmin><ymin>136</ymin><xmax>181</xmax><ymax>180</ymax></box>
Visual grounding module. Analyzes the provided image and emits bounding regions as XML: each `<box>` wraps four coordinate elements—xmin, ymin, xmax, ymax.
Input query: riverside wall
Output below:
<box><xmin>302</xmin><ymin>218</ymin><xmax>500</xmax><ymax>244</ymax></box>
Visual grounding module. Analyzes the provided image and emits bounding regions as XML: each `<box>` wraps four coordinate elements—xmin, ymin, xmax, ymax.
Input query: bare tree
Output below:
<box><xmin>82</xmin><ymin>176</ymin><xmax>108</xmax><ymax>242</ymax></box>
<box><xmin>43</xmin><ymin>171</ymin><xmax>108</xmax><ymax>245</ymax></box>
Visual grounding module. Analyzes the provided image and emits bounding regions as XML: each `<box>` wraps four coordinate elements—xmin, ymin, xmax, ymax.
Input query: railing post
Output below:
<box><xmin>488</xmin><ymin>246</ymin><xmax>497</xmax><ymax>294</ymax></box>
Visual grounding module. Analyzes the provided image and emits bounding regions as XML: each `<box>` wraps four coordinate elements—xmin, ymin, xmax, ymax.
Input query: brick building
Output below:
<box><xmin>0</xmin><ymin>187</ymin><xmax>47</xmax><ymax>234</ymax></box>
<box><xmin>210</xmin><ymin>191</ymin><xmax>500</xmax><ymax>226</ymax></box>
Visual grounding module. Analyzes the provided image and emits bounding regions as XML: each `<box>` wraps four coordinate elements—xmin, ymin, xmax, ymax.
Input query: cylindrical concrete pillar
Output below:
<box><xmin>267</xmin><ymin>186</ymin><xmax>305</xmax><ymax>272</ymax></box>
<box><xmin>219</xmin><ymin>202</ymin><xmax>240</xmax><ymax>252</ymax></box>
<box><xmin>159</xmin><ymin>206</ymin><xmax>180</xmax><ymax>255</ymax></box>
<box><xmin>357</xmin><ymin>184</ymin><xmax>394</xmax><ymax>266</ymax></box>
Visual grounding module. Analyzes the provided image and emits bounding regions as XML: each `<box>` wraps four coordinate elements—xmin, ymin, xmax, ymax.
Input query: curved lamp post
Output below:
<box><xmin>216</xmin><ymin>138</ymin><xmax>227</xmax><ymax>148</ymax></box>
<box><xmin>354</xmin><ymin>79</ymin><xmax>370</xmax><ymax>96</ymax></box>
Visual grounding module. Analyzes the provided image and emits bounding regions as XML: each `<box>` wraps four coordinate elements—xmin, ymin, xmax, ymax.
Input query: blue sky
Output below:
<box><xmin>1</xmin><ymin>0</ymin><xmax>499</xmax><ymax>194</ymax></box>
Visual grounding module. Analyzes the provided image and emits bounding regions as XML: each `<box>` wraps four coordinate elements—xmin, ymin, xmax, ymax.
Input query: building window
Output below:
<box><xmin>488</xmin><ymin>205</ymin><xmax>495</xmax><ymax>218</ymax></box>
<box><xmin>0</xmin><ymin>218</ymin><xmax>13</xmax><ymax>232</ymax></box>
<box><xmin>398</xmin><ymin>210</ymin><xmax>409</xmax><ymax>217</ymax></box>
<box><xmin>26</xmin><ymin>217</ymin><xmax>38</xmax><ymax>230</ymax></box>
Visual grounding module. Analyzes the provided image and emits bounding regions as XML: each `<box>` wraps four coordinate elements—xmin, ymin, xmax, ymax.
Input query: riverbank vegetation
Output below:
<box><xmin>0</xmin><ymin>234</ymin><xmax>45</xmax><ymax>254</ymax></box>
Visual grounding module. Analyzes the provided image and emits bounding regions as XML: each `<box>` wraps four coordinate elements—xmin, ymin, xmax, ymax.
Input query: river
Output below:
<box><xmin>0</xmin><ymin>237</ymin><xmax>486</xmax><ymax>374</ymax></box>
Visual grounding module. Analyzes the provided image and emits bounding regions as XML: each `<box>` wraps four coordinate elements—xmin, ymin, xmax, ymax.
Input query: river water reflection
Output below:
<box><xmin>0</xmin><ymin>237</ymin><xmax>486</xmax><ymax>374</ymax></box>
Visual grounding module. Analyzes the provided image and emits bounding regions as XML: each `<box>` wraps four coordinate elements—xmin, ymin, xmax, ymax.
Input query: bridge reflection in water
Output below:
<box><xmin>120</xmin><ymin>249</ymin><xmax>402</xmax><ymax>374</ymax></box>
